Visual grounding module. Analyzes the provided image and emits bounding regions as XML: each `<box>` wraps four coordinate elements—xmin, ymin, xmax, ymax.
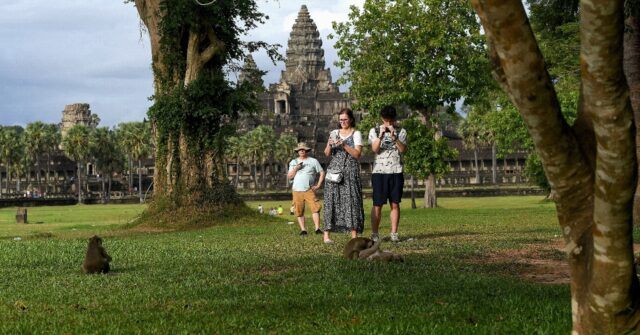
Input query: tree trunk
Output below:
<box><xmin>491</xmin><ymin>141</ymin><xmax>497</xmax><ymax>184</ymax></box>
<box><xmin>252</xmin><ymin>156</ymin><xmax>258</xmax><ymax>193</ymax></box>
<box><xmin>471</xmin><ymin>1</ymin><xmax>640</xmax><ymax>333</ymax></box>
<box><xmin>423</xmin><ymin>174</ymin><xmax>436</xmax><ymax>208</ymax></box>
<box><xmin>76</xmin><ymin>161</ymin><xmax>82</xmax><ymax>204</ymax></box>
<box><xmin>138</xmin><ymin>159</ymin><xmax>143</xmax><ymax>203</ymax></box>
<box><xmin>101</xmin><ymin>171</ymin><xmax>106</xmax><ymax>204</ymax></box>
<box><xmin>473</xmin><ymin>149</ymin><xmax>480</xmax><ymax>184</ymax></box>
<box><xmin>6</xmin><ymin>164</ymin><xmax>11</xmax><ymax>194</ymax></box>
<box><xmin>46</xmin><ymin>152</ymin><xmax>51</xmax><ymax>194</ymax></box>
<box><xmin>624</xmin><ymin>14</ymin><xmax>640</xmax><ymax>225</ymax></box>
<box><xmin>235</xmin><ymin>157</ymin><xmax>240</xmax><ymax>188</ymax></box>
<box><xmin>410</xmin><ymin>175</ymin><xmax>417</xmax><ymax>209</ymax></box>
<box><xmin>107</xmin><ymin>175</ymin><xmax>112</xmax><ymax>203</ymax></box>
<box><xmin>261</xmin><ymin>163</ymin><xmax>266</xmax><ymax>190</ymax></box>
<box><xmin>128</xmin><ymin>155</ymin><xmax>133</xmax><ymax>194</ymax></box>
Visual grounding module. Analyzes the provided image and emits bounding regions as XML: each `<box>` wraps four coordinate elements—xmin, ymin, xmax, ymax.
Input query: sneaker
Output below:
<box><xmin>371</xmin><ymin>233</ymin><xmax>379</xmax><ymax>242</ymax></box>
<box><xmin>300</xmin><ymin>230</ymin><xmax>308</xmax><ymax>236</ymax></box>
<box><xmin>323</xmin><ymin>239</ymin><xmax>335</xmax><ymax>244</ymax></box>
<box><xmin>315</xmin><ymin>229</ymin><xmax>323</xmax><ymax>235</ymax></box>
<box><xmin>390</xmin><ymin>232</ymin><xmax>399</xmax><ymax>242</ymax></box>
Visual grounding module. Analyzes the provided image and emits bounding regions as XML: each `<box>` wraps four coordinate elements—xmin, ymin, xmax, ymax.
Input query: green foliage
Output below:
<box><xmin>274</xmin><ymin>133</ymin><xmax>298</xmax><ymax>166</ymax></box>
<box><xmin>402</xmin><ymin>117</ymin><xmax>457</xmax><ymax>179</ymax></box>
<box><xmin>331</xmin><ymin>0</ymin><xmax>490</xmax><ymax>121</ymax></box>
<box><xmin>90</xmin><ymin>127</ymin><xmax>125</xmax><ymax>177</ymax></box>
<box><xmin>155</xmin><ymin>0</ymin><xmax>273</xmax><ymax>87</ymax></box>
<box><xmin>524</xmin><ymin>152</ymin><xmax>551</xmax><ymax>193</ymax></box>
<box><xmin>61</xmin><ymin>125</ymin><xmax>90</xmax><ymax>164</ymax></box>
<box><xmin>115</xmin><ymin>122</ymin><xmax>151</xmax><ymax>161</ymax></box>
<box><xmin>24</xmin><ymin>122</ymin><xmax>47</xmax><ymax>164</ymax></box>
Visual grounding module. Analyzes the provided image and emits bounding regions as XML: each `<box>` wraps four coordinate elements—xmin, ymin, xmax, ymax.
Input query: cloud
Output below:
<box><xmin>0</xmin><ymin>0</ymin><xmax>362</xmax><ymax>127</ymax></box>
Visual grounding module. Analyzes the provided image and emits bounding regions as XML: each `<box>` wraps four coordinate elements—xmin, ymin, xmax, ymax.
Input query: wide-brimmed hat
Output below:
<box><xmin>294</xmin><ymin>142</ymin><xmax>312</xmax><ymax>152</ymax></box>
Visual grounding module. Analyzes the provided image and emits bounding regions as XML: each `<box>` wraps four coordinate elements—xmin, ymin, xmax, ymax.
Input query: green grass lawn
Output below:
<box><xmin>0</xmin><ymin>197</ymin><xmax>574</xmax><ymax>334</ymax></box>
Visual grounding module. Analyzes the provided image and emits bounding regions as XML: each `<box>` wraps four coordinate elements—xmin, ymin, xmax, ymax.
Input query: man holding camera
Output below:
<box><xmin>287</xmin><ymin>142</ymin><xmax>325</xmax><ymax>236</ymax></box>
<box><xmin>368</xmin><ymin>105</ymin><xmax>408</xmax><ymax>242</ymax></box>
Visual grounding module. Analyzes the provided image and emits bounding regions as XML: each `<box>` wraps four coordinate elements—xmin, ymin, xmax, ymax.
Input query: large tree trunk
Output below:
<box><xmin>471</xmin><ymin>1</ymin><xmax>640</xmax><ymax>333</ymax></box>
<box><xmin>423</xmin><ymin>174</ymin><xmax>436</xmax><ymax>208</ymax></box>
<box><xmin>625</xmin><ymin>13</ymin><xmax>640</xmax><ymax>225</ymax></box>
<box><xmin>134</xmin><ymin>0</ymin><xmax>230</xmax><ymax>206</ymax></box>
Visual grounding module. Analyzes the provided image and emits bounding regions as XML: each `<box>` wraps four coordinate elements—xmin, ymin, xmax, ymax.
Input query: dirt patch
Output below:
<box><xmin>472</xmin><ymin>241</ymin><xmax>640</xmax><ymax>285</ymax></box>
<box><xmin>469</xmin><ymin>239</ymin><xmax>570</xmax><ymax>285</ymax></box>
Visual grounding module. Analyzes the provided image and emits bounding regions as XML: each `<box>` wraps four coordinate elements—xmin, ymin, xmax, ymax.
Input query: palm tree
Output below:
<box><xmin>90</xmin><ymin>127</ymin><xmax>124</xmax><ymax>203</ymax></box>
<box><xmin>274</xmin><ymin>133</ymin><xmax>297</xmax><ymax>189</ymax></box>
<box><xmin>225</xmin><ymin>135</ymin><xmax>242</xmax><ymax>188</ymax></box>
<box><xmin>25</xmin><ymin>122</ymin><xmax>48</xmax><ymax>193</ymax></box>
<box><xmin>245</xmin><ymin>126</ymin><xmax>275</xmax><ymax>191</ymax></box>
<box><xmin>0</xmin><ymin>127</ymin><xmax>22</xmax><ymax>195</ymax></box>
<box><xmin>115</xmin><ymin>122</ymin><xmax>137</xmax><ymax>195</ymax></box>
<box><xmin>458</xmin><ymin>113</ymin><xmax>483</xmax><ymax>184</ymax></box>
<box><xmin>42</xmin><ymin>124</ymin><xmax>61</xmax><ymax>194</ymax></box>
<box><xmin>12</xmin><ymin>142</ymin><xmax>30</xmax><ymax>193</ymax></box>
<box><xmin>129</xmin><ymin>122</ymin><xmax>151</xmax><ymax>203</ymax></box>
<box><xmin>62</xmin><ymin>125</ymin><xmax>90</xmax><ymax>204</ymax></box>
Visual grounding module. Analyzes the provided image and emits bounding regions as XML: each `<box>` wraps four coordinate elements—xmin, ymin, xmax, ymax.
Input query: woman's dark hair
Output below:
<box><xmin>380</xmin><ymin>105</ymin><xmax>397</xmax><ymax>120</ymax></box>
<box><xmin>338</xmin><ymin>107</ymin><xmax>356</xmax><ymax>128</ymax></box>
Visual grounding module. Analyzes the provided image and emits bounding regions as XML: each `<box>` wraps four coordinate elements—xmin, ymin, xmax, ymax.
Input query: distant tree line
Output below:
<box><xmin>0</xmin><ymin>121</ymin><xmax>151</xmax><ymax>204</ymax></box>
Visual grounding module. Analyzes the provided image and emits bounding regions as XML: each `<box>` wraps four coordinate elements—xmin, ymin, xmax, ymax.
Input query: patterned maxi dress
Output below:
<box><xmin>323</xmin><ymin>132</ymin><xmax>365</xmax><ymax>233</ymax></box>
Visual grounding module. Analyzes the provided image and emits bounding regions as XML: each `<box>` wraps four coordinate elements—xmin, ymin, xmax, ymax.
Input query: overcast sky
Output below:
<box><xmin>0</xmin><ymin>0</ymin><xmax>364</xmax><ymax>127</ymax></box>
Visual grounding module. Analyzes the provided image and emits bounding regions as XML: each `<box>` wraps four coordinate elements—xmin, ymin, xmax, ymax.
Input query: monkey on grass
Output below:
<box><xmin>358</xmin><ymin>240</ymin><xmax>404</xmax><ymax>262</ymax></box>
<box><xmin>82</xmin><ymin>235</ymin><xmax>112</xmax><ymax>274</ymax></box>
<box><xmin>343</xmin><ymin>237</ymin><xmax>375</xmax><ymax>259</ymax></box>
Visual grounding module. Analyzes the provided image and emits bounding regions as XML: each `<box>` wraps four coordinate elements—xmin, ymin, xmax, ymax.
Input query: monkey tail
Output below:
<box><xmin>358</xmin><ymin>240</ymin><xmax>380</xmax><ymax>259</ymax></box>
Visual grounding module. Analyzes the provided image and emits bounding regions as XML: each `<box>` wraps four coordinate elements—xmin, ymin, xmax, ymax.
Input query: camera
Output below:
<box><xmin>384</xmin><ymin>127</ymin><xmax>390</xmax><ymax>133</ymax></box>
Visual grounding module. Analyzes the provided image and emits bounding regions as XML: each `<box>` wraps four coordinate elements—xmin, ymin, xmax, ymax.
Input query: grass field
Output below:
<box><xmin>0</xmin><ymin>196</ymin><xmax>575</xmax><ymax>334</ymax></box>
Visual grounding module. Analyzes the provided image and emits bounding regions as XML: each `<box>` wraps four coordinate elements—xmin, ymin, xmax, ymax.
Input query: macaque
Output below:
<box><xmin>82</xmin><ymin>235</ymin><xmax>112</xmax><ymax>274</ymax></box>
<box><xmin>343</xmin><ymin>237</ymin><xmax>374</xmax><ymax>259</ymax></box>
<box><xmin>358</xmin><ymin>240</ymin><xmax>404</xmax><ymax>262</ymax></box>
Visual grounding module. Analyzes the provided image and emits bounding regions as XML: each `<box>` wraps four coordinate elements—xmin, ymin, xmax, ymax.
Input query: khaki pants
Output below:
<box><xmin>292</xmin><ymin>190</ymin><xmax>321</xmax><ymax>217</ymax></box>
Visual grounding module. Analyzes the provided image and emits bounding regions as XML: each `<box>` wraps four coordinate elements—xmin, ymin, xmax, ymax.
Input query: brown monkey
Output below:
<box><xmin>343</xmin><ymin>237</ymin><xmax>374</xmax><ymax>259</ymax></box>
<box><xmin>82</xmin><ymin>235</ymin><xmax>112</xmax><ymax>274</ymax></box>
<box><xmin>358</xmin><ymin>240</ymin><xmax>404</xmax><ymax>262</ymax></box>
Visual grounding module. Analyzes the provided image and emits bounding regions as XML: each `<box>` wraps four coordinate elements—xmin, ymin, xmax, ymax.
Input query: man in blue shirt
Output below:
<box><xmin>287</xmin><ymin>142</ymin><xmax>325</xmax><ymax>235</ymax></box>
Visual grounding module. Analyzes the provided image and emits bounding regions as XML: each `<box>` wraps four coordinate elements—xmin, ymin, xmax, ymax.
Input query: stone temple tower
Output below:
<box><xmin>281</xmin><ymin>5</ymin><xmax>338</xmax><ymax>94</ymax></box>
<box><xmin>60</xmin><ymin>103</ymin><xmax>97</xmax><ymax>137</ymax></box>
<box><xmin>254</xmin><ymin>4</ymin><xmax>349</xmax><ymax>118</ymax></box>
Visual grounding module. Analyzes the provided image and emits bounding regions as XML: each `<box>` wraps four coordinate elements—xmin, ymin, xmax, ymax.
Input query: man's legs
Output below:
<box><xmin>311</xmin><ymin>212</ymin><xmax>321</xmax><ymax>231</ymax></box>
<box><xmin>297</xmin><ymin>215</ymin><xmax>306</xmax><ymax>232</ymax></box>
<box><xmin>293</xmin><ymin>191</ymin><xmax>307</xmax><ymax>234</ymax></box>
<box><xmin>390</xmin><ymin>202</ymin><xmax>400</xmax><ymax>233</ymax></box>
<box><xmin>371</xmin><ymin>205</ymin><xmax>382</xmax><ymax>235</ymax></box>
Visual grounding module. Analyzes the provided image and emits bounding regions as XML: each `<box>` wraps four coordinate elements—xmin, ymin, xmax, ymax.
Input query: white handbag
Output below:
<box><xmin>325</xmin><ymin>170</ymin><xmax>343</xmax><ymax>183</ymax></box>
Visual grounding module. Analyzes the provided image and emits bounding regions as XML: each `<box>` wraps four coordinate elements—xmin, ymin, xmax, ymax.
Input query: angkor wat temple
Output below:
<box><xmin>231</xmin><ymin>5</ymin><xmax>528</xmax><ymax>190</ymax></box>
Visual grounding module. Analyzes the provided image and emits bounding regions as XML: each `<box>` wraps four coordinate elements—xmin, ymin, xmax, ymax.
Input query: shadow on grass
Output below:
<box><xmin>409</xmin><ymin>231</ymin><xmax>480</xmax><ymax>240</ymax></box>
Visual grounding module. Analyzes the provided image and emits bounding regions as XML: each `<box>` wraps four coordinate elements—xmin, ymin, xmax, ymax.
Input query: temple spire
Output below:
<box><xmin>281</xmin><ymin>4</ymin><xmax>334</xmax><ymax>92</ymax></box>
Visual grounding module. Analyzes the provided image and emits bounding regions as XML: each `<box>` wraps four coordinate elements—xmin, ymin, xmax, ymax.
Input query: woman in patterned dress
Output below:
<box><xmin>322</xmin><ymin>108</ymin><xmax>365</xmax><ymax>244</ymax></box>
